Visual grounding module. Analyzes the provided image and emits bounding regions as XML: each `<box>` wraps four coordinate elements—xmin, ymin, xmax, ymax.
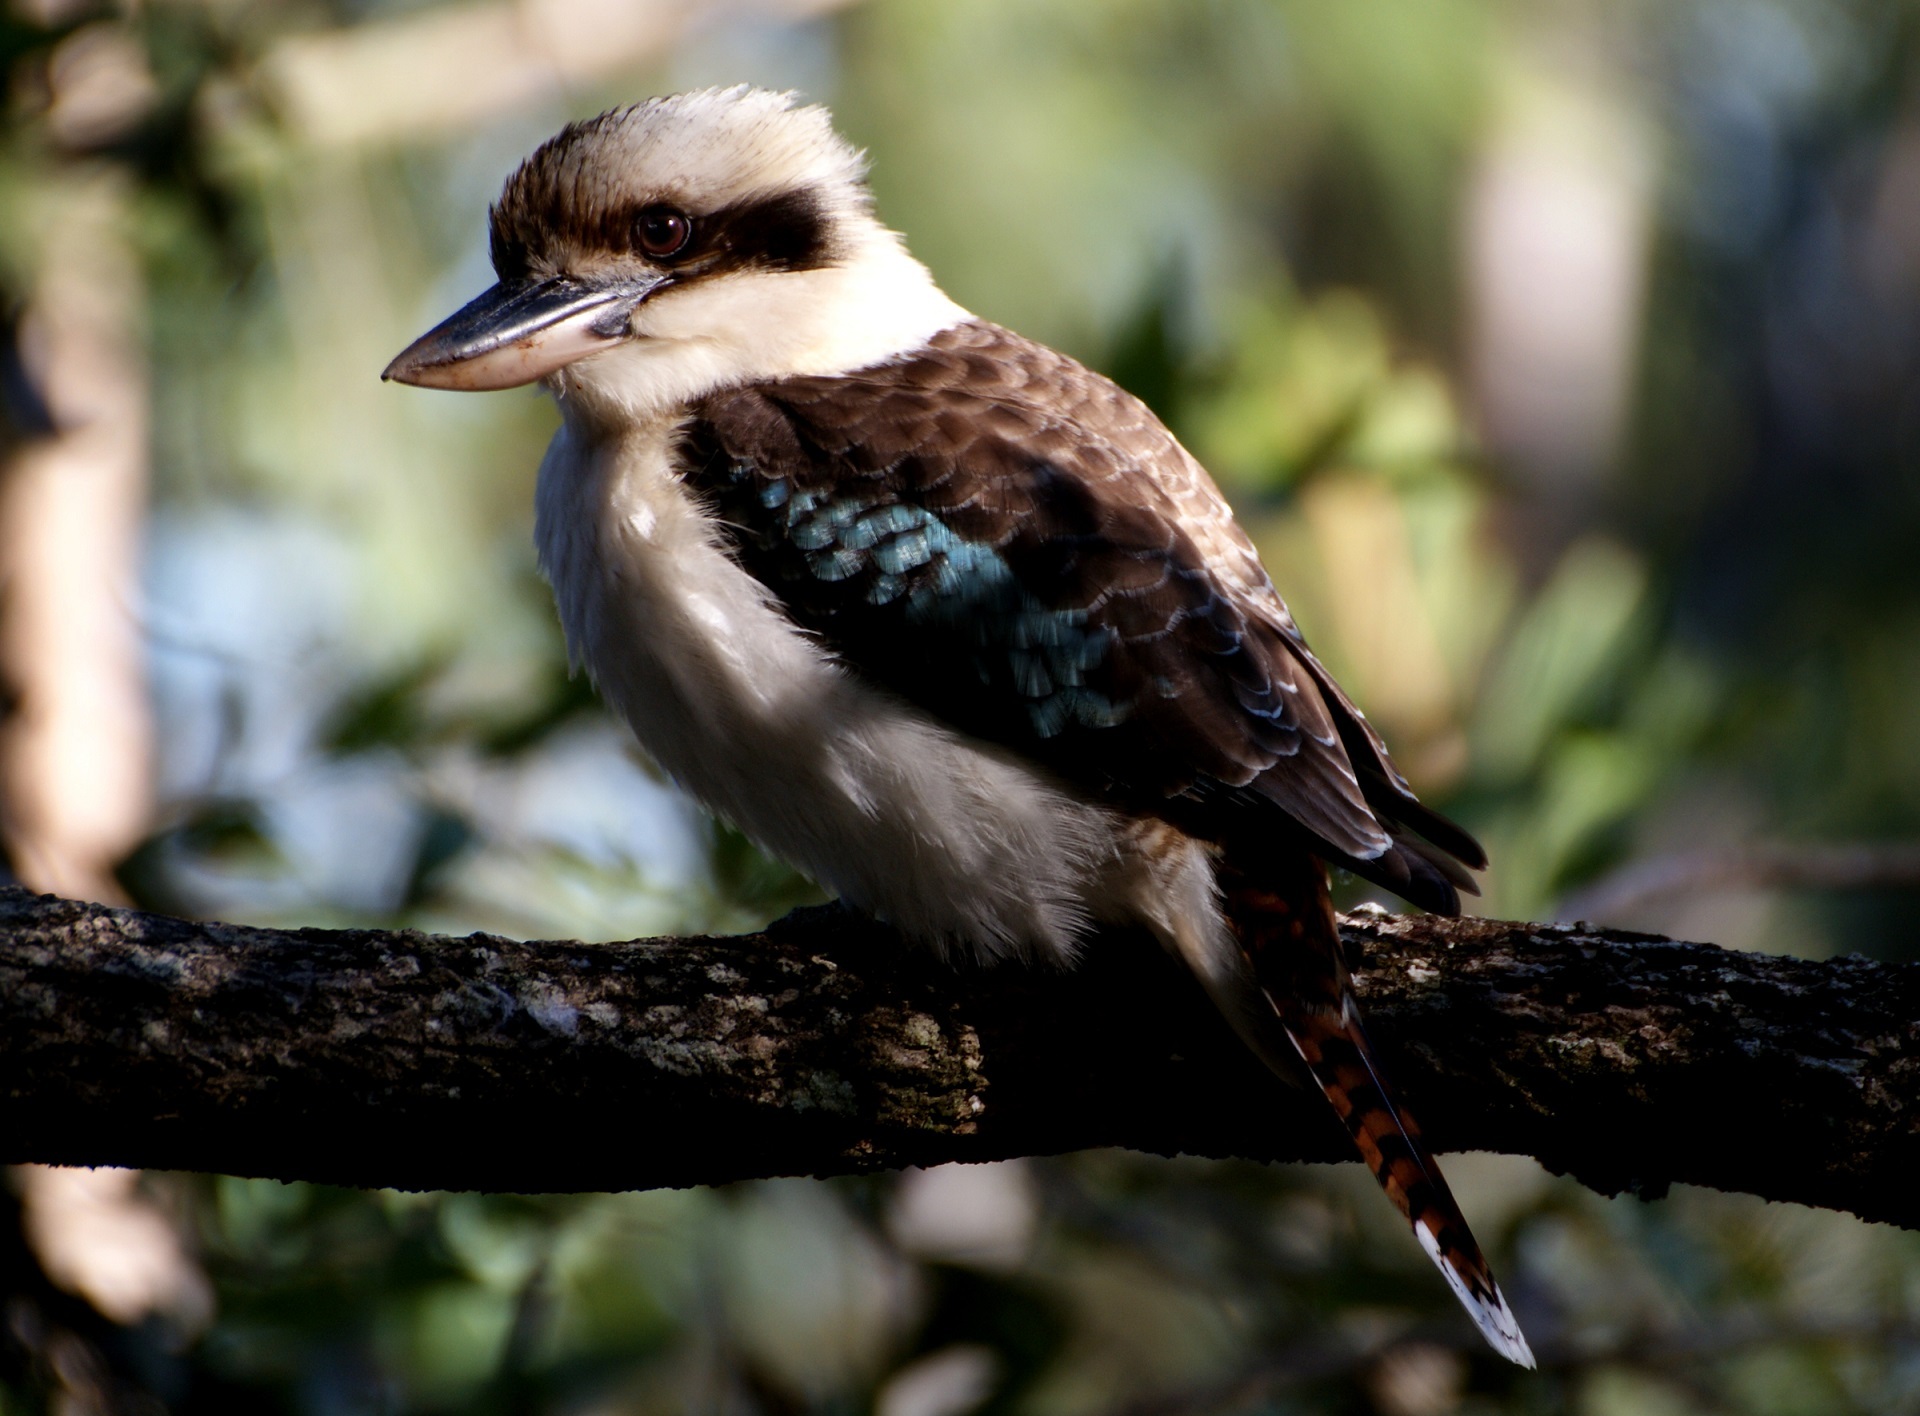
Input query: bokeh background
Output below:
<box><xmin>4</xmin><ymin>0</ymin><xmax>1920</xmax><ymax>1412</ymax></box>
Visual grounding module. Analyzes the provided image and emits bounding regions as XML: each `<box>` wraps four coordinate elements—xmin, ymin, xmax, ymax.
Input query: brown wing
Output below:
<box><xmin>683</xmin><ymin>319</ymin><xmax>1481</xmax><ymax>910</ymax></box>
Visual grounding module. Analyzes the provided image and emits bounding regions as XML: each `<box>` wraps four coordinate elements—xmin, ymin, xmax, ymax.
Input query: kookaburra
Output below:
<box><xmin>385</xmin><ymin>87</ymin><xmax>1532</xmax><ymax>1367</ymax></box>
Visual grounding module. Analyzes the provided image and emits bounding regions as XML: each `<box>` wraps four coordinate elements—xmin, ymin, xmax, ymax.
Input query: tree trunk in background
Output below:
<box><xmin>0</xmin><ymin>166</ymin><xmax>182</xmax><ymax>1347</ymax></box>
<box><xmin>0</xmin><ymin>171</ymin><xmax>152</xmax><ymax>906</ymax></box>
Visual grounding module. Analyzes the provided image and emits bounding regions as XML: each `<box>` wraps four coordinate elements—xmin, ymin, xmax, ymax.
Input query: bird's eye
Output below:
<box><xmin>635</xmin><ymin>206</ymin><xmax>693</xmax><ymax>259</ymax></box>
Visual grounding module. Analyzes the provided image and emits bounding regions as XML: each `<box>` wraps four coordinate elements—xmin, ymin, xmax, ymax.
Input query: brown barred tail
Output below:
<box><xmin>1221</xmin><ymin>858</ymin><xmax>1535</xmax><ymax>1368</ymax></box>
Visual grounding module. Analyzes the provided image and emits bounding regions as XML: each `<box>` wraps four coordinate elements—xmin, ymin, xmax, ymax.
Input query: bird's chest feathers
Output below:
<box><xmin>534</xmin><ymin>418</ymin><xmax>828</xmax><ymax>794</ymax></box>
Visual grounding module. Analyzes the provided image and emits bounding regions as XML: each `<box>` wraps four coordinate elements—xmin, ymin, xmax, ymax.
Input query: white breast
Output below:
<box><xmin>534</xmin><ymin>415</ymin><xmax>1185</xmax><ymax>962</ymax></box>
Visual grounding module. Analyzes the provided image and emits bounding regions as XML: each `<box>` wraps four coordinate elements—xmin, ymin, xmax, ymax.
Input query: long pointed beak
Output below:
<box><xmin>382</xmin><ymin>273</ymin><xmax>667</xmax><ymax>391</ymax></box>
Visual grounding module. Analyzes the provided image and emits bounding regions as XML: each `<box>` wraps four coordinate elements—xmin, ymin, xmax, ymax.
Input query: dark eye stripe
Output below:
<box><xmin>490</xmin><ymin>185</ymin><xmax>838</xmax><ymax>282</ymax></box>
<box><xmin>701</xmin><ymin>189</ymin><xmax>837</xmax><ymax>273</ymax></box>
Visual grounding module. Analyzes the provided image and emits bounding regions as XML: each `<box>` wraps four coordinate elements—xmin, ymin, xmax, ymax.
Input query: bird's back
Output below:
<box><xmin>684</xmin><ymin>318</ymin><xmax>1484</xmax><ymax>913</ymax></box>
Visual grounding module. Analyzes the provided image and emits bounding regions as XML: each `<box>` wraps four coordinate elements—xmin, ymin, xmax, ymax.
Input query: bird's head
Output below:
<box><xmin>383</xmin><ymin>87</ymin><xmax>963</xmax><ymax>422</ymax></box>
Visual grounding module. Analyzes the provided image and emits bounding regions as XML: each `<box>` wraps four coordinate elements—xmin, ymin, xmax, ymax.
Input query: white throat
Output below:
<box><xmin>547</xmin><ymin>223</ymin><xmax>968</xmax><ymax>429</ymax></box>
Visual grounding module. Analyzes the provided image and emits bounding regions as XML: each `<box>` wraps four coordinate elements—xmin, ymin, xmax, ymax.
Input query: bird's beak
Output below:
<box><xmin>381</xmin><ymin>273</ymin><xmax>668</xmax><ymax>391</ymax></box>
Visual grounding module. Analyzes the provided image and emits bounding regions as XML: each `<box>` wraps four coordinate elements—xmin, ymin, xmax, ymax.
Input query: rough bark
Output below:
<box><xmin>1</xmin><ymin>887</ymin><xmax>1913</xmax><ymax>1228</ymax></box>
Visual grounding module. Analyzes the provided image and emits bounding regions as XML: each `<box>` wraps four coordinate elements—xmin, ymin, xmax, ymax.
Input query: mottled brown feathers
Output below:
<box><xmin>683</xmin><ymin>319</ymin><xmax>1483</xmax><ymax>910</ymax></box>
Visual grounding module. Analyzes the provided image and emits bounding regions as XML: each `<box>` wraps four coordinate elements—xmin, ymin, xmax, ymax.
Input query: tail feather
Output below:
<box><xmin>1221</xmin><ymin>861</ymin><xmax>1535</xmax><ymax>1369</ymax></box>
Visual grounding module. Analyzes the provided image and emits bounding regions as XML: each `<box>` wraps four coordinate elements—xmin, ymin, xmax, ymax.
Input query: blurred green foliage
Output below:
<box><xmin>6</xmin><ymin>0</ymin><xmax>1920</xmax><ymax>1412</ymax></box>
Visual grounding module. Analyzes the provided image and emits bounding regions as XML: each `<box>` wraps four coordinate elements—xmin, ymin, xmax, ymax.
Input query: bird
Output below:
<box><xmin>384</xmin><ymin>86</ymin><xmax>1533</xmax><ymax>1367</ymax></box>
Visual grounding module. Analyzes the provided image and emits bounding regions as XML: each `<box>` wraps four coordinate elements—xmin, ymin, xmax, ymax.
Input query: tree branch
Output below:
<box><xmin>2</xmin><ymin>887</ymin><xmax>1913</xmax><ymax>1228</ymax></box>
